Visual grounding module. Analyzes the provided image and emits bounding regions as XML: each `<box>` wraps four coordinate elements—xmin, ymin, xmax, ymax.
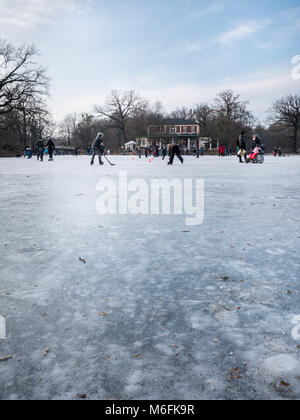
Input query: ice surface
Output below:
<box><xmin>0</xmin><ymin>155</ymin><xmax>300</xmax><ymax>400</ymax></box>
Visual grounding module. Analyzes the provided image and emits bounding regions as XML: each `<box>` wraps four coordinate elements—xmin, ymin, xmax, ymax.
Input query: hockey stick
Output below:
<box><xmin>104</xmin><ymin>154</ymin><xmax>115</xmax><ymax>166</ymax></box>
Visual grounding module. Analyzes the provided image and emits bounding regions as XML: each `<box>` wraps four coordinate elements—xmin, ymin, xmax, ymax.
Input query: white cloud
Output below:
<box><xmin>0</xmin><ymin>0</ymin><xmax>93</xmax><ymax>36</ymax></box>
<box><xmin>159</xmin><ymin>17</ymin><xmax>271</xmax><ymax>58</ymax></box>
<box><xmin>216</xmin><ymin>20</ymin><xmax>271</xmax><ymax>46</ymax></box>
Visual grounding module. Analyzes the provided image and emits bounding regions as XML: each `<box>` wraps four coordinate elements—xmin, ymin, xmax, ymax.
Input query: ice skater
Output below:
<box><xmin>167</xmin><ymin>144</ymin><xmax>184</xmax><ymax>165</ymax></box>
<box><xmin>46</xmin><ymin>139</ymin><xmax>56</xmax><ymax>161</ymax></box>
<box><xmin>36</xmin><ymin>140</ymin><xmax>45</xmax><ymax>161</ymax></box>
<box><xmin>24</xmin><ymin>146</ymin><xmax>32</xmax><ymax>159</ymax></box>
<box><xmin>237</xmin><ymin>131</ymin><xmax>247</xmax><ymax>163</ymax></box>
<box><xmin>91</xmin><ymin>132</ymin><xmax>105</xmax><ymax>166</ymax></box>
<box><xmin>161</xmin><ymin>145</ymin><xmax>167</xmax><ymax>160</ymax></box>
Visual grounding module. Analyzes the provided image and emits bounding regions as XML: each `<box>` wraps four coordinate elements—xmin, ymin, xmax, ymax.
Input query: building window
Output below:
<box><xmin>167</xmin><ymin>126</ymin><xmax>176</xmax><ymax>133</ymax></box>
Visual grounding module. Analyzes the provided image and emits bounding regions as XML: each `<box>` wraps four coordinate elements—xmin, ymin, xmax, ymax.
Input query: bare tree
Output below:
<box><xmin>95</xmin><ymin>90</ymin><xmax>147</xmax><ymax>145</ymax></box>
<box><xmin>193</xmin><ymin>104</ymin><xmax>213</xmax><ymax>137</ymax></box>
<box><xmin>75</xmin><ymin>113</ymin><xmax>96</xmax><ymax>150</ymax></box>
<box><xmin>59</xmin><ymin>113</ymin><xmax>77</xmax><ymax>146</ymax></box>
<box><xmin>0</xmin><ymin>40</ymin><xmax>49</xmax><ymax>116</ymax></box>
<box><xmin>214</xmin><ymin>90</ymin><xmax>252</xmax><ymax>123</ymax></box>
<box><xmin>170</xmin><ymin>106</ymin><xmax>193</xmax><ymax>120</ymax></box>
<box><xmin>213</xmin><ymin>90</ymin><xmax>254</xmax><ymax>145</ymax></box>
<box><xmin>269</xmin><ymin>94</ymin><xmax>300</xmax><ymax>153</ymax></box>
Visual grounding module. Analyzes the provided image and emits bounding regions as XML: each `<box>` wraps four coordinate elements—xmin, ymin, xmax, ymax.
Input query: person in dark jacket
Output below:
<box><xmin>36</xmin><ymin>140</ymin><xmax>45</xmax><ymax>161</ymax></box>
<box><xmin>237</xmin><ymin>131</ymin><xmax>247</xmax><ymax>163</ymax></box>
<box><xmin>251</xmin><ymin>134</ymin><xmax>262</xmax><ymax>151</ymax></box>
<box><xmin>167</xmin><ymin>144</ymin><xmax>184</xmax><ymax>165</ymax></box>
<box><xmin>161</xmin><ymin>146</ymin><xmax>167</xmax><ymax>160</ymax></box>
<box><xmin>91</xmin><ymin>132</ymin><xmax>104</xmax><ymax>166</ymax></box>
<box><xmin>46</xmin><ymin>139</ymin><xmax>56</xmax><ymax>161</ymax></box>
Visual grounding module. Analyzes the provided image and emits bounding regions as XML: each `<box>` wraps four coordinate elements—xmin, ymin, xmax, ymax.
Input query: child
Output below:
<box><xmin>249</xmin><ymin>146</ymin><xmax>259</xmax><ymax>161</ymax></box>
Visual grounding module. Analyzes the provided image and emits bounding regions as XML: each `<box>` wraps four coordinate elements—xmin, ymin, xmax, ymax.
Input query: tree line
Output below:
<box><xmin>1</xmin><ymin>39</ymin><xmax>299</xmax><ymax>155</ymax></box>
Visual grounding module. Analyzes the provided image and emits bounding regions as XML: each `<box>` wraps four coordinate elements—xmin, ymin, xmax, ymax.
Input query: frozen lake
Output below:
<box><xmin>0</xmin><ymin>155</ymin><xmax>300</xmax><ymax>400</ymax></box>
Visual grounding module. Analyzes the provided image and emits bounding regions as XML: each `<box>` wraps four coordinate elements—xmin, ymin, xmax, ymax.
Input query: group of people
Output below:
<box><xmin>219</xmin><ymin>145</ymin><xmax>234</xmax><ymax>157</ymax></box>
<box><xmin>89</xmin><ymin>132</ymin><xmax>185</xmax><ymax>166</ymax></box>
<box><xmin>23</xmin><ymin>131</ymin><xmax>269</xmax><ymax>167</ymax></box>
<box><xmin>24</xmin><ymin>139</ymin><xmax>56</xmax><ymax>161</ymax></box>
<box><xmin>273</xmin><ymin>147</ymin><xmax>283</xmax><ymax>157</ymax></box>
<box><xmin>236</xmin><ymin>132</ymin><xmax>264</xmax><ymax>164</ymax></box>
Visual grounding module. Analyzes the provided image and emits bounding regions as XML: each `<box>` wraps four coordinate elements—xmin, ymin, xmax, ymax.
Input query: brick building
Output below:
<box><xmin>146</xmin><ymin>118</ymin><xmax>201</xmax><ymax>152</ymax></box>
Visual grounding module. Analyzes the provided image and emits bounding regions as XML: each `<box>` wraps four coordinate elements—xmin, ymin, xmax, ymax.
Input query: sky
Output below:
<box><xmin>1</xmin><ymin>0</ymin><xmax>300</xmax><ymax>123</ymax></box>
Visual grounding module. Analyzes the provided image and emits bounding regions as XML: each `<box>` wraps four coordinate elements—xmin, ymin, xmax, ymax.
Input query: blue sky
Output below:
<box><xmin>1</xmin><ymin>0</ymin><xmax>300</xmax><ymax>122</ymax></box>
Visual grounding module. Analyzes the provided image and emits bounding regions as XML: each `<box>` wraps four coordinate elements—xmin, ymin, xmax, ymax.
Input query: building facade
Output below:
<box><xmin>146</xmin><ymin>118</ymin><xmax>201</xmax><ymax>152</ymax></box>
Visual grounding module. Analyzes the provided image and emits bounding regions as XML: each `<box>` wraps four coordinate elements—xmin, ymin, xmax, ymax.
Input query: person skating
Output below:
<box><xmin>219</xmin><ymin>145</ymin><xmax>225</xmax><ymax>157</ymax></box>
<box><xmin>155</xmin><ymin>144</ymin><xmax>159</xmax><ymax>157</ymax></box>
<box><xmin>91</xmin><ymin>132</ymin><xmax>105</xmax><ymax>166</ymax></box>
<box><xmin>237</xmin><ymin>131</ymin><xmax>247</xmax><ymax>163</ymax></box>
<box><xmin>36</xmin><ymin>140</ymin><xmax>45</xmax><ymax>161</ymax></box>
<box><xmin>46</xmin><ymin>139</ymin><xmax>56</xmax><ymax>161</ymax></box>
<box><xmin>27</xmin><ymin>147</ymin><xmax>32</xmax><ymax>159</ymax></box>
<box><xmin>161</xmin><ymin>145</ymin><xmax>167</xmax><ymax>160</ymax></box>
<box><xmin>167</xmin><ymin>144</ymin><xmax>184</xmax><ymax>165</ymax></box>
<box><xmin>24</xmin><ymin>146</ymin><xmax>32</xmax><ymax>159</ymax></box>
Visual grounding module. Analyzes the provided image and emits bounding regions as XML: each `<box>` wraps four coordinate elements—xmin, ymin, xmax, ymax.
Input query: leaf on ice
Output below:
<box><xmin>134</xmin><ymin>354</ymin><xmax>142</xmax><ymax>359</ymax></box>
<box><xmin>77</xmin><ymin>393</ymin><xmax>87</xmax><ymax>399</ymax></box>
<box><xmin>0</xmin><ymin>355</ymin><xmax>12</xmax><ymax>362</ymax></box>
<box><xmin>229</xmin><ymin>367</ymin><xmax>243</xmax><ymax>381</ymax></box>
<box><xmin>99</xmin><ymin>311</ymin><xmax>111</xmax><ymax>317</ymax></box>
<box><xmin>43</xmin><ymin>348</ymin><xmax>50</xmax><ymax>356</ymax></box>
<box><xmin>280</xmin><ymin>380</ymin><xmax>290</xmax><ymax>388</ymax></box>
